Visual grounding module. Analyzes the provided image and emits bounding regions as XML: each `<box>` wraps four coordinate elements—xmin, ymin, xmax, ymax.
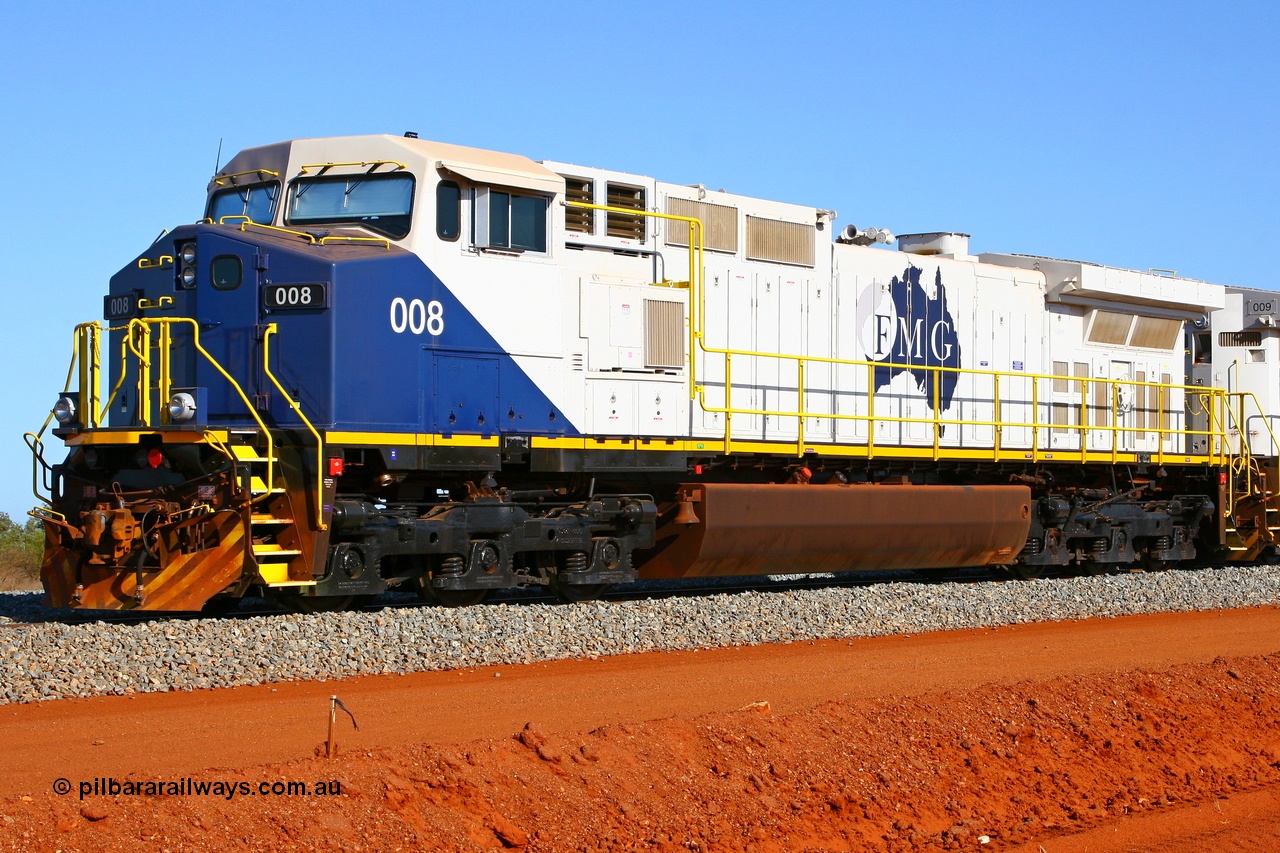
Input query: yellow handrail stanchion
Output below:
<box><xmin>262</xmin><ymin>323</ymin><xmax>328</xmax><ymax>531</ymax></box>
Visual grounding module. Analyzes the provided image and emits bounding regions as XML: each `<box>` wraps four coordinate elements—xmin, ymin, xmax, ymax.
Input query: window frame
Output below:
<box><xmin>436</xmin><ymin>180</ymin><xmax>461</xmax><ymax>242</ymax></box>
<box><xmin>205</xmin><ymin>181</ymin><xmax>280</xmax><ymax>225</ymax></box>
<box><xmin>471</xmin><ymin>186</ymin><xmax>550</xmax><ymax>254</ymax></box>
<box><xmin>284</xmin><ymin>172</ymin><xmax>416</xmax><ymax>240</ymax></box>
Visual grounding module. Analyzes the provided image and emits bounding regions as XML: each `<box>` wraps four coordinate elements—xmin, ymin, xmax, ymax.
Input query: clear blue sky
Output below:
<box><xmin>0</xmin><ymin>1</ymin><xmax>1275</xmax><ymax>520</ymax></box>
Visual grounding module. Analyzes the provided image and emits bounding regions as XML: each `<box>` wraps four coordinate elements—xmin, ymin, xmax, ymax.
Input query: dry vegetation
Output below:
<box><xmin>0</xmin><ymin>512</ymin><xmax>42</xmax><ymax>591</ymax></box>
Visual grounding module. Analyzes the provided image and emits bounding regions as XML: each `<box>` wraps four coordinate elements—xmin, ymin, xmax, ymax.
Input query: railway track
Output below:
<box><xmin>0</xmin><ymin>563</ymin><xmax>1214</xmax><ymax>628</ymax></box>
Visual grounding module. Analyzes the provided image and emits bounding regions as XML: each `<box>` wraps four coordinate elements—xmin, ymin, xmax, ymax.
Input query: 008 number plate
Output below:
<box><xmin>263</xmin><ymin>283</ymin><xmax>326</xmax><ymax>311</ymax></box>
<box><xmin>103</xmin><ymin>293</ymin><xmax>137</xmax><ymax>320</ymax></box>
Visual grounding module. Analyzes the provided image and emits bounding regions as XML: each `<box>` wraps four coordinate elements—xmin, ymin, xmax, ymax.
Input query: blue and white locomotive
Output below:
<box><xmin>28</xmin><ymin>133</ymin><xmax>1280</xmax><ymax>610</ymax></box>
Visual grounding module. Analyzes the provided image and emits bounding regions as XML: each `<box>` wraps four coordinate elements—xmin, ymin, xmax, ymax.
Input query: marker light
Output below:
<box><xmin>167</xmin><ymin>392</ymin><xmax>197</xmax><ymax>422</ymax></box>
<box><xmin>52</xmin><ymin>395</ymin><xmax>77</xmax><ymax>425</ymax></box>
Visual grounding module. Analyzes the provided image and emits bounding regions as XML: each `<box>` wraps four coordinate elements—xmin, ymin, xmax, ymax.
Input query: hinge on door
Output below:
<box><xmin>254</xmin><ymin>252</ymin><xmax>269</xmax><ymax>271</ymax></box>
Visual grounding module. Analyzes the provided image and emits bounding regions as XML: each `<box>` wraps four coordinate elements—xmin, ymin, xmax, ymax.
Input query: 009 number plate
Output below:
<box><xmin>263</xmin><ymin>283</ymin><xmax>327</xmax><ymax>311</ymax></box>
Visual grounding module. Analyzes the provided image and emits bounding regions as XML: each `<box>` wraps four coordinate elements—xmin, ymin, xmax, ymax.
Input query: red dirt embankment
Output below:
<box><xmin>4</xmin><ymin>607</ymin><xmax>1280</xmax><ymax>852</ymax></box>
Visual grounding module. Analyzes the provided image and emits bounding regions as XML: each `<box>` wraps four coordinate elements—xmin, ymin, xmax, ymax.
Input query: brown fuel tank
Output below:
<box><xmin>637</xmin><ymin>482</ymin><xmax>1032</xmax><ymax>578</ymax></box>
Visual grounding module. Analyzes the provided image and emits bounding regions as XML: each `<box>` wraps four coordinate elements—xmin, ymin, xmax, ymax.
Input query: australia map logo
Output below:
<box><xmin>856</xmin><ymin>266</ymin><xmax>961</xmax><ymax>414</ymax></box>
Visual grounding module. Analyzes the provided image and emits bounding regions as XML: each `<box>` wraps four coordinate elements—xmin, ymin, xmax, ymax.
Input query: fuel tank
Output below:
<box><xmin>638</xmin><ymin>483</ymin><xmax>1032</xmax><ymax>578</ymax></box>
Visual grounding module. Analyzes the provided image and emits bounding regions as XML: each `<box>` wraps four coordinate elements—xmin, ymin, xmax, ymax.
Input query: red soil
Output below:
<box><xmin>3</xmin><ymin>607</ymin><xmax>1280</xmax><ymax>852</ymax></box>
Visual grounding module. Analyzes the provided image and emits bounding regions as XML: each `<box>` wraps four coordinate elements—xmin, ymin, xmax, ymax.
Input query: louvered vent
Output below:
<box><xmin>666</xmin><ymin>197</ymin><xmax>738</xmax><ymax>253</ymax></box>
<box><xmin>1130</xmin><ymin>316</ymin><xmax>1183</xmax><ymax>349</ymax></box>
<box><xmin>645</xmin><ymin>300</ymin><xmax>684</xmax><ymax>369</ymax></box>
<box><xmin>606</xmin><ymin>183</ymin><xmax>645</xmax><ymax>240</ymax></box>
<box><xmin>564</xmin><ymin>177</ymin><xmax>594</xmax><ymax>234</ymax></box>
<box><xmin>745</xmin><ymin>216</ymin><xmax>815</xmax><ymax>267</ymax></box>
<box><xmin>1220</xmin><ymin>331</ymin><xmax>1263</xmax><ymax>347</ymax></box>
<box><xmin>1087</xmin><ymin>310</ymin><xmax>1133</xmax><ymax>345</ymax></box>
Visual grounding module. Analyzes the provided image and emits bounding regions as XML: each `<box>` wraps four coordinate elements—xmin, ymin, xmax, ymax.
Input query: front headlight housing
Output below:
<box><xmin>167</xmin><ymin>392</ymin><xmax>197</xmax><ymax>422</ymax></box>
<box><xmin>177</xmin><ymin>241</ymin><xmax>197</xmax><ymax>289</ymax></box>
<box><xmin>52</xmin><ymin>395</ymin><xmax>77</xmax><ymax>425</ymax></box>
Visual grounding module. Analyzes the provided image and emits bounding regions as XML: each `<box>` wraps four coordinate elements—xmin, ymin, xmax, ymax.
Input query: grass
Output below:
<box><xmin>0</xmin><ymin>513</ymin><xmax>44</xmax><ymax>591</ymax></box>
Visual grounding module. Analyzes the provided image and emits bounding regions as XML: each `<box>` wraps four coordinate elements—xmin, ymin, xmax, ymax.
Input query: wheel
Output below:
<box><xmin>198</xmin><ymin>597</ymin><xmax>239</xmax><ymax>617</ymax></box>
<box><xmin>549</xmin><ymin>579</ymin><xmax>611</xmax><ymax>603</ymax></box>
<box><xmin>411</xmin><ymin>574</ymin><xmax>491</xmax><ymax>608</ymax></box>
<box><xmin>428</xmin><ymin>588</ymin><xmax>491</xmax><ymax>608</ymax></box>
<box><xmin>1006</xmin><ymin>563</ymin><xmax>1045</xmax><ymax>581</ymax></box>
<box><xmin>272</xmin><ymin>592</ymin><xmax>356</xmax><ymax>613</ymax></box>
<box><xmin>1141</xmin><ymin>553</ymin><xmax>1172</xmax><ymax>572</ymax></box>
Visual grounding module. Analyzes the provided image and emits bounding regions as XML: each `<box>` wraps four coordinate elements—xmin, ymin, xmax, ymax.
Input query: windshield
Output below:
<box><xmin>286</xmin><ymin>174</ymin><xmax>415</xmax><ymax>239</ymax></box>
<box><xmin>207</xmin><ymin>182</ymin><xmax>279</xmax><ymax>224</ymax></box>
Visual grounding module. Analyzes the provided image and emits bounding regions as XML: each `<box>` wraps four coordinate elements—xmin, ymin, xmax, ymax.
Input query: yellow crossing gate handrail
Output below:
<box><xmin>262</xmin><ymin>323</ymin><xmax>328</xmax><ymax>531</ymax></box>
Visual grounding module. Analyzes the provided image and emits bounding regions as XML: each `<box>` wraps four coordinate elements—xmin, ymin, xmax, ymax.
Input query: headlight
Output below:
<box><xmin>180</xmin><ymin>267</ymin><xmax>197</xmax><ymax>287</ymax></box>
<box><xmin>167</xmin><ymin>392</ymin><xmax>197</xmax><ymax>422</ymax></box>
<box><xmin>52</xmin><ymin>395</ymin><xmax>77</xmax><ymax>425</ymax></box>
<box><xmin>179</xmin><ymin>243</ymin><xmax>197</xmax><ymax>265</ymax></box>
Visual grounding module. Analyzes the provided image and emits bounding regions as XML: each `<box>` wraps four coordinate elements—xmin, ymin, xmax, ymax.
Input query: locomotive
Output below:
<box><xmin>26</xmin><ymin>133</ymin><xmax>1280</xmax><ymax>611</ymax></box>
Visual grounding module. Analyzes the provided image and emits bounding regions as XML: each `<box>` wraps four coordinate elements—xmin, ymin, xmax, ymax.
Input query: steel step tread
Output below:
<box><xmin>252</xmin><ymin>543</ymin><xmax>303</xmax><ymax>558</ymax></box>
<box><xmin>250</xmin><ymin>515</ymin><xmax>294</xmax><ymax>525</ymax></box>
<box><xmin>230</xmin><ymin>445</ymin><xmax>276</xmax><ymax>462</ymax></box>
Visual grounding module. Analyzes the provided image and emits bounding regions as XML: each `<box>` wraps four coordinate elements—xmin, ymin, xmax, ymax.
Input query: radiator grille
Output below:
<box><xmin>665</xmin><ymin>197</ymin><xmax>738</xmax><ymax>253</ymax></box>
<box><xmin>745</xmin><ymin>216</ymin><xmax>815</xmax><ymax>266</ymax></box>
<box><xmin>1220</xmin><ymin>330</ymin><xmax>1263</xmax><ymax>347</ymax></box>
<box><xmin>564</xmin><ymin>177</ymin><xmax>594</xmax><ymax>234</ymax></box>
<box><xmin>606</xmin><ymin>183</ymin><xmax>645</xmax><ymax>240</ymax></box>
<box><xmin>645</xmin><ymin>300</ymin><xmax>685</xmax><ymax>369</ymax></box>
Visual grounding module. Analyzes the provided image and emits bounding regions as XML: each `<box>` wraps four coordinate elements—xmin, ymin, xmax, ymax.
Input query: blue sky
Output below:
<box><xmin>0</xmin><ymin>0</ymin><xmax>1275</xmax><ymax>520</ymax></box>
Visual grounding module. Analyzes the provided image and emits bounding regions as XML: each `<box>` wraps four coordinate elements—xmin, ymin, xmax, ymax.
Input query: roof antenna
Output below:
<box><xmin>213</xmin><ymin>137</ymin><xmax>224</xmax><ymax>175</ymax></box>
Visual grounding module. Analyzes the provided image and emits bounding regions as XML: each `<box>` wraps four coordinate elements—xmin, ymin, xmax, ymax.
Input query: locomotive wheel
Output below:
<box><xmin>1006</xmin><ymin>563</ymin><xmax>1045</xmax><ymax>581</ymax></box>
<box><xmin>273</xmin><ymin>592</ymin><xmax>357</xmax><ymax>613</ymax></box>
<box><xmin>429</xmin><ymin>588</ymin><xmax>491</xmax><ymax>608</ymax></box>
<box><xmin>199</xmin><ymin>597</ymin><xmax>240</xmax><ymax>617</ymax></box>
<box><xmin>412</xmin><ymin>576</ymin><xmax>490</xmax><ymax>608</ymax></box>
<box><xmin>549</xmin><ymin>579</ymin><xmax>611</xmax><ymax>603</ymax></box>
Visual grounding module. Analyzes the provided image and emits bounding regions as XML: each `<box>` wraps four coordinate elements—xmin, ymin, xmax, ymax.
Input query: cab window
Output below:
<box><xmin>207</xmin><ymin>182</ymin><xmax>279</xmax><ymax>224</ymax></box>
<box><xmin>287</xmin><ymin>174</ymin><xmax>415</xmax><ymax>239</ymax></box>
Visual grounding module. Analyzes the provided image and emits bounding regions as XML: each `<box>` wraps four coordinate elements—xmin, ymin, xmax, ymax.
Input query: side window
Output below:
<box><xmin>474</xmin><ymin>188</ymin><xmax>548</xmax><ymax>253</ymax></box>
<box><xmin>210</xmin><ymin>255</ymin><xmax>242</xmax><ymax>290</ymax></box>
<box><xmin>436</xmin><ymin>181</ymin><xmax>461</xmax><ymax>241</ymax></box>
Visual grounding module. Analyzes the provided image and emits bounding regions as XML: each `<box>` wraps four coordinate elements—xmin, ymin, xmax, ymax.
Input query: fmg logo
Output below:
<box><xmin>856</xmin><ymin>266</ymin><xmax>961</xmax><ymax>414</ymax></box>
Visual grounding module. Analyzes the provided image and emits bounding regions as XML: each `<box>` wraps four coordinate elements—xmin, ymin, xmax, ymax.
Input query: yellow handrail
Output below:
<box><xmin>298</xmin><ymin>160</ymin><xmax>407</xmax><ymax>176</ymax></box>
<box><xmin>111</xmin><ymin>318</ymin><xmax>277</xmax><ymax>503</ymax></box>
<box><xmin>565</xmin><ymin>201</ymin><xmax>703</xmax><ymax>398</ymax></box>
<box><xmin>212</xmin><ymin>168</ymin><xmax>280</xmax><ymax>187</ymax></box>
<box><xmin>694</xmin><ymin>336</ymin><xmax>1227</xmax><ymax>463</ymax></box>
<box><xmin>262</xmin><ymin>323</ymin><xmax>328</xmax><ymax>531</ymax></box>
